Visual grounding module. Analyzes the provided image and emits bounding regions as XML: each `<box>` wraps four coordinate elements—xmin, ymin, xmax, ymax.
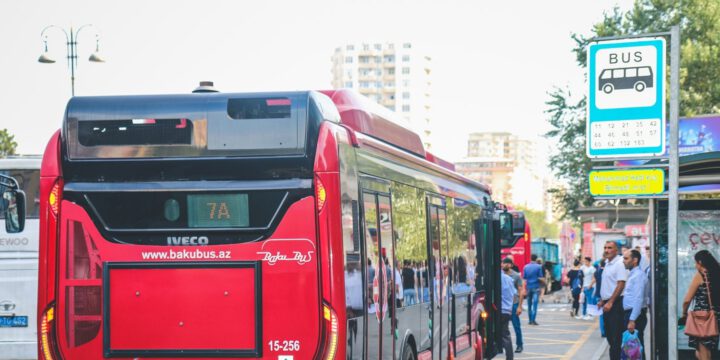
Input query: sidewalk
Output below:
<box><xmin>513</xmin><ymin>288</ymin><xmax>608</xmax><ymax>359</ymax></box>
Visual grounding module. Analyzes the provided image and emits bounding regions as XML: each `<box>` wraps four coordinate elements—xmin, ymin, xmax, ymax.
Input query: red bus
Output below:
<box><xmin>37</xmin><ymin>88</ymin><xmax>519</xmax><ymax>360</ymax></box>
<box><xmin>500</xmin><ymin>211</ymin><xmax>531</xmax><ymax>272</ymax></box>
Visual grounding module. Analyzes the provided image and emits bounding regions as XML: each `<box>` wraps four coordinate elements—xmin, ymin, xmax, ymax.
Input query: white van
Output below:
<box><xmin>0</xmin><ymin>156</ymin><xmax>40</xmax><ymax>360</ymax></box>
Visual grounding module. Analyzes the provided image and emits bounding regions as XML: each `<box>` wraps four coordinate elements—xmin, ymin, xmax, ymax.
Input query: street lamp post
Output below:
<box><xmin>38</xmin><ymin>24</ymin><xmax>105</xmax><ymax>96</ymax></box>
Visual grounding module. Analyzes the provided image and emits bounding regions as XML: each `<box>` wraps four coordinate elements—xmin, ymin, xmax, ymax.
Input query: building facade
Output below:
<box><xmin>331</xmin><ymin>42</ymin><xmax>433</xmax><ymax>148</ymax></box>
<box><xmin>456</xmin><ymin>132</ymin><xmax>547</xmax><ymax>211</ymax></box>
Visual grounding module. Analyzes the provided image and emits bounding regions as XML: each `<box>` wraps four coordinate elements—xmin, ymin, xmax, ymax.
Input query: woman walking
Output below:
<box><xmin>567</xmin><ymin>260</ymin><xmax>583</xmax><ymax>319</ymax></box>
<box><xmin>681</xmin><ymin>250</ymin><xmax>720</xmax><ymax>360</ymax></box>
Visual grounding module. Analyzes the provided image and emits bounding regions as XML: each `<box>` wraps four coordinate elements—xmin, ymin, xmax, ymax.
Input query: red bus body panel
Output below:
<box><xmin>501</xmin><ymin>221</ymin><xmax>532</xmax><ymax>273</ymax></box>
<box><xmin>51</xmin><ymin>197</ymin><xmax>320</xmax><ymax>359</ymax></box>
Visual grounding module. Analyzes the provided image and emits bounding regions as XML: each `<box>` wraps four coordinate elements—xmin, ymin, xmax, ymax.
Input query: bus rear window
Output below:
<box><xmin>78</xmin><ymin>119</ymin><xmax>192</xmax><ymax>146</ymax></box>
<box><xmin>227</xmin><ymin>98</ymin><xmax>291</xmax><ymax>119</ymax></box>
<box><xmin>65</xmin><ymin>93</ymin><xmax>311</xmax><ymax>160</ymax></box>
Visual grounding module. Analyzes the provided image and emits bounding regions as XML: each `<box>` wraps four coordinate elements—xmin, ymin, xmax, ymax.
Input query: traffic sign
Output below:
<box><xmin>588</xmin><ymin>168</ymin><xmax>665</xmax><ymax>196</ymax></box>
<box><xmin>587</xmin><ymin>37</ymin><xmax>666</xmax><ymax>158</ymax></box>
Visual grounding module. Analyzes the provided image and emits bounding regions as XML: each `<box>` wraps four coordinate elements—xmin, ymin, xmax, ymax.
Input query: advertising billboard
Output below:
<box><xmin>677</xmin><ymin>210</ymin><xmax>720</xmax><ymax>350</ymax></box>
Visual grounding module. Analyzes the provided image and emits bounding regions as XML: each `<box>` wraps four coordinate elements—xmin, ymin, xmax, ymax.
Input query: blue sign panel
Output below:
<box><xmin>587</xmin><ymin>38</ymin><xmax>666</xmax><ymax>158</ymax></box>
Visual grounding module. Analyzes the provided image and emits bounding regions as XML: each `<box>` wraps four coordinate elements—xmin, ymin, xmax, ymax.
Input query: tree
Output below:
<box><xmin>0</xmin><ymin>129</ymin><xmax>17</xmax><ymax>158</ymax></box>
<box><xmin>546</xmin><ymin>0</ymin><xmax>720</xmax><ymax>221</ymax></box>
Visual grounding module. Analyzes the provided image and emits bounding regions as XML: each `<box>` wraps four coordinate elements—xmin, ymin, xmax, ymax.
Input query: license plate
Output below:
<box><xmin>0</xmin><ymin>315</ymin><xmax>28</xmax><ymax>327</ymax></box>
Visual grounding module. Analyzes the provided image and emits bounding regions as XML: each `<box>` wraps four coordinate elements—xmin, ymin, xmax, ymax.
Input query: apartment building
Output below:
<box><xmin>331</xmin><ymin>42</ymin><xmax>433</xmax><ymax>149</ymax></box>
<box><xmin>456</xmin><ymin>132</ymin><xmax>547</xmax><ymax>210</ymax></box>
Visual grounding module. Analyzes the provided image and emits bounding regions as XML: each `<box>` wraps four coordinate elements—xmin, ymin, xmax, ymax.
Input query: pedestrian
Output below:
<box><xmin>581</xmin><ymin>256</ymin><xmax>597</xmax><ymax>320</ymax></box>
<box><xmin>594</xmin><ymin>257</ymin><xmax>606</xmax><ymax>337</ymax></box>
<box><xmin>503</xmin><ymin>257</ymin><xmax>524</xmax><ymax>353</ymax></box>
<box><xmin>623</xmin><ymin>249</ymin><xmax>648</xmax><ymax>360</ymax></box>
<box><xmin>537</xmin><ymin>258</ymin><xmax>548</xmax><ymax>303</ymax></box>
<box><xmin>635</xmin><ymin>246</ymin><xmax>650</xmax><ymax>272</ymax></box>
<box><xmin>597</xmin><ymin>241</ymin><xmax>627</xmax><ymax>360</ymax></box>
<box><xmin>506</xmin><ymin>254</ymin><xmax>519</xmax><ymax>273</ymax></box>
<box><xmin>680</xmin><ymin>250</ymin><xmax>720</xmax><ymax>360</ymax></box>
<box><xmin>523</xmin><ymin>255</ymin><xmax>544</xmax><ymax>325</ymax></box>
<box><xmin>402</xmin><ymin>260</ymin><xmax>416</xmax><ymax>305</ymax></box>
<box><xmin>500</xmin><ymin>269</ymin><xmax>517</xmax><ymax>359</ymax></box>
<box><xmin>567</xmin><ymin>260</ymin><xmax>583</xmax><ymax>319</ymax></box>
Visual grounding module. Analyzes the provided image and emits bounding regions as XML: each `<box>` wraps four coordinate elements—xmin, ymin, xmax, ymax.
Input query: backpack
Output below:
<box><xmin>571</xmin><ymin>272</ymin><xmax>582</xmax><ymax>294</ymax></box>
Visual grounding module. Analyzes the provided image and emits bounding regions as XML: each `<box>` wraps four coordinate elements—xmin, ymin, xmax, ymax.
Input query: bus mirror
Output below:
<box><xmin>3</xmin><ymin>188</ymin><xmax>25</xmax><ymax>233</ymax></box>
<box><xmin>499</xmin><ymin>212</ymin><xmax>513</xmax><ymax>243</ymax></box>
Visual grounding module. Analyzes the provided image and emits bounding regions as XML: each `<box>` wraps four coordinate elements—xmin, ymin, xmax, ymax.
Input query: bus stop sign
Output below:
<box><xmin>587</xmin><ymin>37</ymin><xmax>666</xmax><ymax>158</ymax></box>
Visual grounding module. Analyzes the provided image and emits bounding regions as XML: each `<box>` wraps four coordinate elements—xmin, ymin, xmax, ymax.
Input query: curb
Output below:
<box><xmin>591</xmin><ymin>340</ymin><xmax>608</xmax><ymax>360</ymax></box>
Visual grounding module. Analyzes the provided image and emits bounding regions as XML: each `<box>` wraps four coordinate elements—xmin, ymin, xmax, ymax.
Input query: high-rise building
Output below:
<box><xmin>331</xmin><ymin>42</ymin><xmax>433</xmax><ymax>148</ymax></box>
<box><xmin>456</xmin><ymin>132</ymin><xmax>546</xmax><ymax>210</ymax></box>
<box><xmin>466</xmin><ymin>132</ymin><xmax>535</xmax><ymax>172</ymax></box>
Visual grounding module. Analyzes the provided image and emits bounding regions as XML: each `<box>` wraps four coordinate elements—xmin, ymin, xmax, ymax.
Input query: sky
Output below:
<box><xmin>0</xmin><ymin>0</ymin><xmax>634</xmax><ymax>165</ymax></box>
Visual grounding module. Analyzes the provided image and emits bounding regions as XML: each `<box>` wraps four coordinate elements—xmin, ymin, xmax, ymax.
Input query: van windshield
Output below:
<box><xmin>0</xmin><ymin>169</ymin><xmax>39</xmax><ymax>219</ymax></box>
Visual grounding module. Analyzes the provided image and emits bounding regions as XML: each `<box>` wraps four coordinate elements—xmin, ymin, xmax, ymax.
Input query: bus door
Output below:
<box><xmin>427</xmin><ymin>196</ymin><xmax>449</xmax><ymax>360</ymax></box>
<box><xmin>362</xmin><ymin>191</ymin><xmax>396</xmax><ymax>360</ymax></box>
<box><xmin>489</xmin><ymin>215</ymin><xmax>504</xmax><ymax>355</ymax></box>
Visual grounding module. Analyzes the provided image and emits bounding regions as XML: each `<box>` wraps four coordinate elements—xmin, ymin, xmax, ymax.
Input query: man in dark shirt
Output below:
<box><xmin>401</xmin><ymin>260</ymin><xmax>417</xmax><ymax>305</ymax></box>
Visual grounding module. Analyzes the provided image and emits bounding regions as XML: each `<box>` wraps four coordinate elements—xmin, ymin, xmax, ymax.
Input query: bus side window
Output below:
<box><xmin>626</xmin><ymin>68</ymin><xmax>638</xmax><ymax>77</ymax></box>
<box><xmin>391</xmin><ymin>184</ymin><xmax>428</xmax><ymax>305</ymax></box>
<box><xmin>638</xmin><ymin>67</ymin><xmax>651</xmax><ymax>76</ymax></box>
<box><xmin>612</xmin><ymin>69</ymin><xmax>624</xmax><ymax>78</ymax></box>
<box><xmin>363</xmin><ymin>194</ymin><xmax>379</xmax><ymax>315</ymax></box>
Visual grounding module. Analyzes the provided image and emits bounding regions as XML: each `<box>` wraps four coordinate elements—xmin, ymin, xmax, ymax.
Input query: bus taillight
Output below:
<box><xmin>48</xmin><ymin>181</ymin><xmax>61</xmax><ymax>217</ymax></box>
<box><xmin>322</xmin><ymin>303</ymin><xmax>339</xmax><ymax>360</ymax></box>
<box><xmin>315</xmin><ymin>176</ymin><xmax>327</xmax><ymax>213</ymax></box>
<box><xmin>39</xmin><ymin>304</ymin><xmax>60</xmax><ymax>360</ymax></box>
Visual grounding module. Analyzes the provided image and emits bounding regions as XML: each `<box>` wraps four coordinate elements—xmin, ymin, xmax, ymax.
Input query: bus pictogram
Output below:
<box><xmin>598</xmin><ymin>66</ymin><xmax>654</xmax><ymax>94</ymax></box>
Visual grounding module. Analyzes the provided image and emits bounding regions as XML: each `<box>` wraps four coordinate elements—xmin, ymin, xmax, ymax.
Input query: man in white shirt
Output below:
<box><xmin>580</xmin><ymin>256</ymin><xmax>596</xmax><ymax>320</ymax></box>
<box><xmin>597</xmin><ymin>241</ymin><xmax>627</xmax><ymax>360</ymax></box>
<box><xmin>623</xmin><ymin>249</ymin><xmax>648</xmax><ymax>360</ymax></box>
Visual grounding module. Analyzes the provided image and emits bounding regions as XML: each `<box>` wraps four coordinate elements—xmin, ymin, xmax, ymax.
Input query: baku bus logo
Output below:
<box><xmin>256</xmin><ymin>238</ymin><xmax>315</xmax><ymax>266</ymax></box>
<box><xmin>598</xmin><ymin>66</ymin><xmax>654</xmax><ymax>94</ymax></box>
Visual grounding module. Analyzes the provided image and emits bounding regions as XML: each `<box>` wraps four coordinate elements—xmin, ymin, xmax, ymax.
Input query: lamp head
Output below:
<box><xmin>38</xmin><ymin>52</ymin><xmax>56</xmax><ymax>64</ymax></box>
<box><xmin>38</xmin><ymin>39</ymin><xmax>55</xmax><ymax>63</ymax></box>
<box><xmin>88</xmin><ymin>52</ymin><xmax>105</xmax><ymax>63</ymax></box>
<box><xmin>89</xmin><ymin>36</ymin><xmax>105</xmax><ymax>63</ymax></box>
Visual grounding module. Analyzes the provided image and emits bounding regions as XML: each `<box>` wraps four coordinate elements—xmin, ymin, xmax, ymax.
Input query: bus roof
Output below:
<box><xmin>320</xmin><ymin>89</ymin><xmax>489</xmax><ymax>194</ymax></box>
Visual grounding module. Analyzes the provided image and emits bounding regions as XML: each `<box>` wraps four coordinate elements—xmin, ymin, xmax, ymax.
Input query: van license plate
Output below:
<box><xmin>0</xmin><ymin>315</ymin><xmax>28</xmax><ymax>327</ymax></box>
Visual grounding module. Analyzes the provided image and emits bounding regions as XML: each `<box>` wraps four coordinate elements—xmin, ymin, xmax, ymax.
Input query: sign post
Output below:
<box><xmin>667</xmin><ymin>25</ymin><xmax>680</xmax><ymax>360</ymax></box>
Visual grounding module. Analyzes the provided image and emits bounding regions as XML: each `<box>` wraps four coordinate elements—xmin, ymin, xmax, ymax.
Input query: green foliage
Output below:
<box><xmin>392</xmin><ymin>183</ymin><xmax>428</xmax><ymax>261</ymax></box>
<box><xmin>514</xmin><ymin>206</ymin><xmax>559</xmax><ymax>239</ymax></box>
<box><xmin>0</xmin><ymin>129</ymin><xmax>17</xmax><ymax>158</ymax></box>
<box><xmin>545</xmin><ymin>89</ymin><xmax>595</xmax><ymax>221</ymax></box>
<box><xmin>546</xmin><ymin>0</ymin><xmax>720</xmax><ymax>222</ymax></box>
